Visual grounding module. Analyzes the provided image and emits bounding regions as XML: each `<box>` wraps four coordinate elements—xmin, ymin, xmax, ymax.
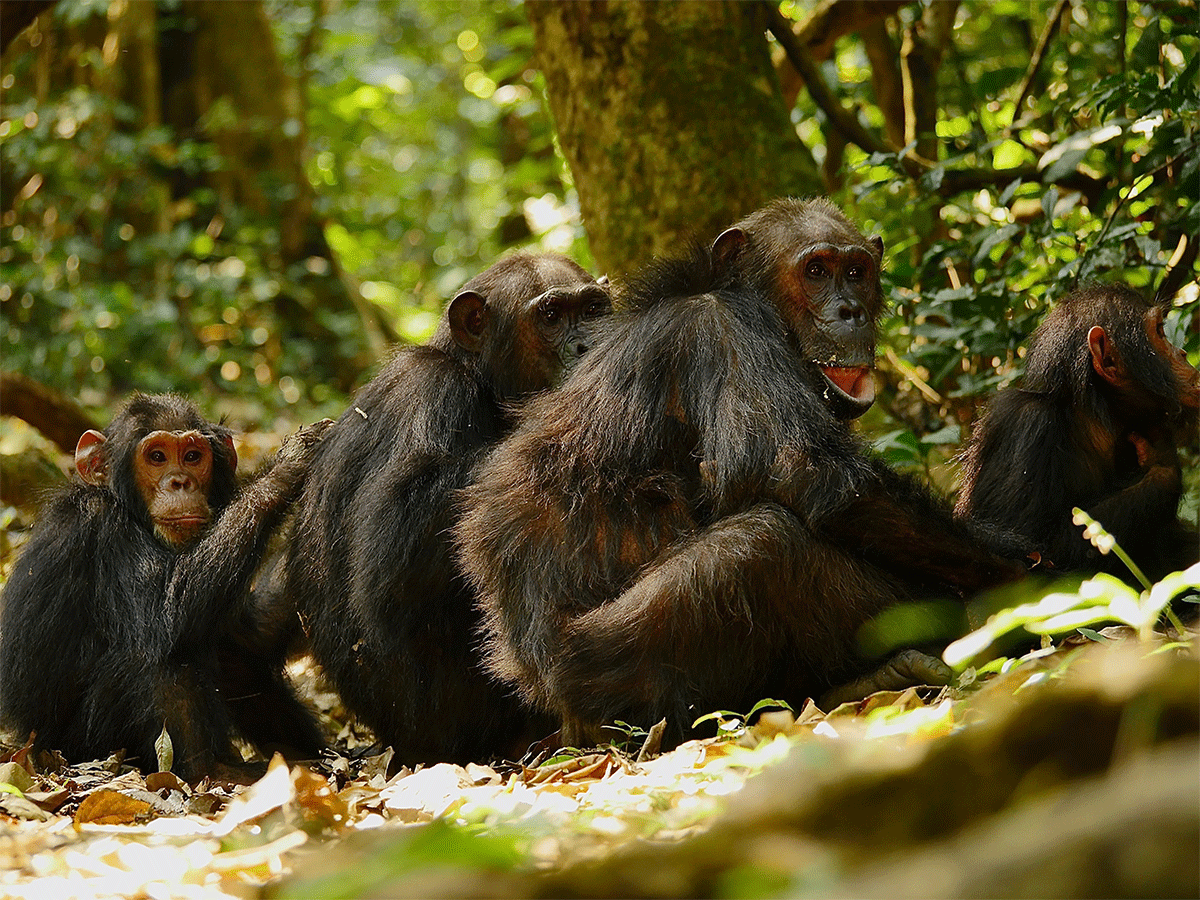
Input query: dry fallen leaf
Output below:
<box><xmin>73</xmin><ymin>790</ymin><xmax>153</xmax><ymax>827</ymax></box>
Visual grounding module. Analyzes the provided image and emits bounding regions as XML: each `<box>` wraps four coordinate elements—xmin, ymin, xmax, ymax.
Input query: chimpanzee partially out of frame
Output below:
<box><xmin>277</xmin><ymin>252</ymin><xmax>611</xmax><ymax>765</ymax></box>
<box><xmin>0</xmin><ymin>394</ymin><xmax>329</xmax><ymax>782</ymax></box>
<box><xmin>957</xmin><ymin>283</ymin><xmax>1199</xmax><ymax>583</ymax></box>
<box><xmin>457</xmin><ymin>198</ymin><xmax>1021</xmax><ymax>747</ymax></box>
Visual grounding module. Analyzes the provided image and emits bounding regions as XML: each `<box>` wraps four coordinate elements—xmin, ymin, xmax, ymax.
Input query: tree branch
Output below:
<box><xmin>1013</xmin><ymin>0</ymin><xmax>1070</xmax><ymax>120</ymax></box>
<box><xmin>0</xmin><ymin>0</ymin><xmax>56</xmax><ymax>57</ymax></box>
<box><xmin>764</xmin><ymin>2</ymin><xmax>891</xmax><ymax>156</ymax></box>
<box><xmin>861</xmin><ymin>20</ymin><xmax>906</xmax><ymax>148</ymax></box>
<box><xmin>793</xmin><ymin>0</ymin><xmax>908</xmax><ymax>61</ymax></box>
<box><xmin>901</xmin><ymin>0</ymin><xmax>960</xmax><ymax>161</ymax></box>
<box><xmin>0</xmin><ymin>371</ymin><xmax>97</xmax><ymax>454</ymax></box>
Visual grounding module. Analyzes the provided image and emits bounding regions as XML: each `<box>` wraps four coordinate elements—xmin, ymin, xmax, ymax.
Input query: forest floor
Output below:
<box><xmin>0</xmin><ymin>624</ymin><xmax>1197</xmax><ymax>900</ymax></box>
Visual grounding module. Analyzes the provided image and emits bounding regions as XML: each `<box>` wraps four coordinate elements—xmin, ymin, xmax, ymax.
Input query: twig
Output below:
<box><xmin>1013</xmin><ymin>0</ymin><xmax>1071</xmax><ymax>118</ymax></box>
<box><xmin>763</xmin><ymin>1</ymin><xmax>892</xmax><ymax>157</ymax></box>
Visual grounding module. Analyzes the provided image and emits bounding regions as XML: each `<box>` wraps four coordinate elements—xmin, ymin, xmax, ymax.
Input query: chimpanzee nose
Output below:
<box><xmin>838</xmin><ymin>300</ymin><xmax>867</xmax><ymax>326</ymax></box>
<box><xmin>575</xmin><ymin>341</ymin><xmax>589</xmax><ymax>357</ymax></box>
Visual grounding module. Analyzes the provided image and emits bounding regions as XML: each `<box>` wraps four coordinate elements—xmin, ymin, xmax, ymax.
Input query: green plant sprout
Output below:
<box><xmin>692</xmin><ymin>698</ymin><xmax>794</xmax><ymax>736</ymax></box>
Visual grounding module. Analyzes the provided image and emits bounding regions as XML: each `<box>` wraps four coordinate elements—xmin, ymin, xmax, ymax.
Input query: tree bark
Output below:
<box><xmin>527</xmin><ymin>0</ymin><xmax>822</xmax><ymax>276</ymax></box>
<box><xmin>901</xmin><ymin>0</ymin><xmax>960</xmax><ymax>163</ymax></box>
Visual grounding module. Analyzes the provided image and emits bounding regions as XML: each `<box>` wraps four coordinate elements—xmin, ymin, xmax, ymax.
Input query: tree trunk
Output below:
<box><xmin>527</xmin><ymin>0</ymin><xmax>822</xmax><ymax>276</ymax></box>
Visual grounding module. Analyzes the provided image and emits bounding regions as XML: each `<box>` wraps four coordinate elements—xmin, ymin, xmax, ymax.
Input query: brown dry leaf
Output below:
<box><xmin>212</xmin><ymin>754</ymin><xmax>293</xmax><ymax>835</ymax></box>
<box><xmin>144</xmin><ymin>771</ymin><xmax>189</xmax><ymax>795</ymax></box>
<box><xmin>24</xmin><ymin>787</ymin><xmax>70</xmax><ymax>813</ymax></box>
<box><xmin>291</xmin><ymin>766</ymin><xmax>348</xmax><ymax>832</ymax></box>
<box><xmin>0</xmin><ymin>761</ymin><xmax>35</xmax><ymax>794</ymax></box>
<box><xmin>0</xmin><ymin>793</ymin><xmax>54</xmax><ymax>822</ymax></box>
<box><xmin>73</xmin><ymin>789</ymin><xmax>153</xmax><ymax>827</ymax></box>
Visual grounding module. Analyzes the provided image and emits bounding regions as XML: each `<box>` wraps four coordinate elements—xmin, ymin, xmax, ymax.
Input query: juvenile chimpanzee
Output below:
<box><xmin>0</xmin><ymin>394</ymin><xmax>329</xmax><ymax>782</ymax></box>
<box><xmin>456</xmin><ymin>198</ymin><xmax>1021</xmax><ymax>747</ymax></box>
<box><xmin>957</xmin><ymin>283</ymin><xmax>1198</xmax><ymax>583</ymax></box>
<box><xmin>278</xmin><ymin>252</ymin><xmax>611</xmax><ymax>765</ymax></box>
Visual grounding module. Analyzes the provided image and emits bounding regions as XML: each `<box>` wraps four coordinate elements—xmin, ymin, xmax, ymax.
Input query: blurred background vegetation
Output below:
<box><xmin>1</xmin><ymin>0</ymin><xmax>1196</xmax><ymax>515</ymax></box>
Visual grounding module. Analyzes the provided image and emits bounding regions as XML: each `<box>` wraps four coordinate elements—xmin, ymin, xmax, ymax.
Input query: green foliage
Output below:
<box><xmin>946</xmin><ymin>560</ymin><xmax>1200</xmax><ymax>669</ymax></box>
<box><xmin>692</xmin><ymin>698</ymin><xmax>795</xmax><ymax>735</ymax></box>
<box><xmin>819</xmin><ymin>3</ymin><xmax>1199</xmax><ymax>472</ymax></box>
<box><xmin>269</xmin><ymin>0</ymin><xmax>581</xmax><ymax>340</ymax></box>
<box><xmin>1</xmin><ymin>1</ymin><xmax>1195</xmax><ymax>444</ymax></box>
<box><xmin>1</xmin><ymin>0</ymin><xmax>575</xmax><ymax>415</ymax></box>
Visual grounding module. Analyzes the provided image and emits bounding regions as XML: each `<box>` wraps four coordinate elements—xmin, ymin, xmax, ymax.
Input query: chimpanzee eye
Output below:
<box><xmin>183</xmin><ymin>449</ymin><xmax>203</xmax><ymax>464</ymax></box>
<box><xmin>805</xmin><ymin>261</ymin><xmax>827</xmax><ymax>278</ymax></box>
<box><xmin>847</xmin><ymin>265</ymin><xmax>864</xmax><ymax>280</ymax></box>
<box><xmin>586</xmin><ymin>300</ymin><xmax>609</xmax><ymax>318</ymax></box>
<box><xmin>149</xmin><ymin>449</ymin><xmax>167</xmax><ymax>464</ymax></box>
<box><xmin>540</xmin><ymin>302</ymin><xmax>561</xmax><ymax>325</ymax></box>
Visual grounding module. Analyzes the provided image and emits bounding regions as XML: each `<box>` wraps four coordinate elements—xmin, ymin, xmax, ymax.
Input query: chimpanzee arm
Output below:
<box><xmin>823</xmin><ymin>460</ymin><xmax>1024</xmax><ymax>594</ymax></box>
<box><xmin>1069</xmin><ymin>429</ymin><xmax>1183</xmax><ymax>565</ymax></box>
<box><xmin>163</xmin><ymin>420</ymin><xmax>331</xmax><ymax>644</ymax></box>
<box><xmin>0</xmin><ymin>488</ymin><xmax>107</xmax><ymax>731</ymax></box>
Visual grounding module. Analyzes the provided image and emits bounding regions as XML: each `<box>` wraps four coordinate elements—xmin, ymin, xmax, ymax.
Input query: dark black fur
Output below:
<box><xmin>278</xmin><ymin>252</ymin><xmax>609</xmax><ymax>765</ymax></box>
<box><xmin>0</xmin><ymin>394</ymin><xmax>325</xmax><ymax>780</ymax></box>
<box><xmin>957</xmin><ymin>283</ymin><xmax>1199</xmax><ymax>582</ymax></box>
<box><xmin>457</xmin><ymin>198</ymin><xmax>1019</xmax><ymax>746</ymax></box>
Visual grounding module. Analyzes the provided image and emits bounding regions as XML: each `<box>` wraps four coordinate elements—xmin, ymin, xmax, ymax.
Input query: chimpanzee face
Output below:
<box><xmin>712</xmin><ymin>199</ymin><xmax>885</xmax><ymax>420</ymax></box>
<box><xmin>528</xmin><ymin>282</ymin><xmax>613</xmax><ymax>378</ymax></box>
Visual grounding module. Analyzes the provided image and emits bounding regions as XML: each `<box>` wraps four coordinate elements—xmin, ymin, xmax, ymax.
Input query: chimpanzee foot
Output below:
<box><xmin>820</xmin><ymin>648</ymin><xmax>952</xmax><ymax>710</ymax></box>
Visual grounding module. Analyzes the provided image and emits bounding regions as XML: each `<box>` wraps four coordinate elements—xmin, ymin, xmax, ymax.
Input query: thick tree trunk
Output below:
<box><xmin>527</xmin><ymin>0</ymin><xmax>822</xmax><ymax>276</ymax></box>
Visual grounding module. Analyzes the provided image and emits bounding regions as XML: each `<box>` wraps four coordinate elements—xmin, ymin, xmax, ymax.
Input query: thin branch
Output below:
<box><xmin>1073</xmin><ymin>148</ymin><xmax>1194</xmax><ymax>290</ymax></box>
<box><xmin>764</xmin><ymin>1</ymin><xmax>890</xmax><ymax>156</ymax></box>
<box><xmin>1013</xmin><ymin>0</ymin><xmax>1070</xmax><ymax>119</ymax></box>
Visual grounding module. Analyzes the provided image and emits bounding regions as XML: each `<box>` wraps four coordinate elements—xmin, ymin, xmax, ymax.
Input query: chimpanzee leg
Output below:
<box><xmin>216</xmin><ymin>649</ymin><xmax>326</xmax><ymax>760</ymax></box>
<box><xmin>548</xmin><ymin>503</ymin><xmax>907</xmax><ymax>744</ymax></box>
<box><xmin>149</xmin><ymin>661</ymin><xmax>242</xmax><ymax>781</ymax></box>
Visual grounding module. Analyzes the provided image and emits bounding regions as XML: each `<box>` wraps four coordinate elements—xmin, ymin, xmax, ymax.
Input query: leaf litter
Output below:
<box><xmin>0</xmin><ymin>622</ymin><xmax>1196</xmax><ymax>899</ymax></box>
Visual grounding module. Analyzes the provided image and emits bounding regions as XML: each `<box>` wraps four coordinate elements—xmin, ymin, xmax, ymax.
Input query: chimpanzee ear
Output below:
<box><xmin>221</xmin><ymin>434</ymin><xmax>238</xmax><ymax>472</ymax></box>
<box><xmin>448</xmin><ymin>290</ymin><xmax>489</xmax><ymax>353</ymax></box>
<box><xmin>1086</xmin><ymin>325</ymin><xmax>1122</xmax><ymax>385</ymax></box>
<box><xmin>870</xmin><ymin>235</ymin><xmax>885</xmax><ymax>260</ymax></box>
<box><xmin>711</xmin><ymin>227</ymin><xmax>746</xmax><ymax>277</ymax></box>
<box><xmin>75</xmin><ymin>429</ymin><xmax>109</xmax><ymax>486</ymax></box>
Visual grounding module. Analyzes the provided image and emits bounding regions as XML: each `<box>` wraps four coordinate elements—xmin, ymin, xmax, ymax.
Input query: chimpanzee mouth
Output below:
<box><xmin>819</xmin><ymin>365</ymin><xmax>876</xmax><ymax>411</ymax></box>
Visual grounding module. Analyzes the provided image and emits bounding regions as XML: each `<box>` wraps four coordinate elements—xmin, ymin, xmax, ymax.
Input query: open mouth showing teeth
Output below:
<box><xmin>819</xmin><ymin>365</ymin><xmax>876</xmax><ymax>408</ymax></box>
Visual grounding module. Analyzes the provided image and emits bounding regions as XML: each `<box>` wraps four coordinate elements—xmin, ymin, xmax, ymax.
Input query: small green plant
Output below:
<box><xmin>692</xmin><ymin>698</ymin><xmax>795</xmax><ymax>739</ymax></box>
<box><xmin>945</xmin><ymin>512</ymin><xmax>1198</xmax><ymax>668</ymax></box>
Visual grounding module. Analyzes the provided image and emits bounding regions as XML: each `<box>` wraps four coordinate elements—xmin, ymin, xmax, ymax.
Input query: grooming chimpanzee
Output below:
<box><xmin>957</xmin><ymin>283</ymin><xmax>1198</xmax><ymax>583</ymax></box>
<box><xmin>278</xmin><ymin>252</ymin><xmax>611</xmax><ymax>765</ymax></box>
<box><xmin>457</xmin><ymin>198</ymin><xmax>1021</xmax><ymax>747</ymax></box>
<box><xmin>0</xmin><ymin>394</ymin><xmax>329</xmax><ymax>782</ymax></box>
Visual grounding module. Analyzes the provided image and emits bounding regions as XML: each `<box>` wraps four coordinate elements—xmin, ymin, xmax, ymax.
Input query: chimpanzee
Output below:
<box><xmin>957</xmin><ymin>283</ymin><xmax>1199</xmax><ymax>583</ymax></box>
<box><xmin>0</xmin><ymin>394</ymin><xmax>330</xmax><ymax>782</ymax></box>
<box><xmin>277</xmin><ymin>252</ymin><xmax>612</xmax><ymax>765</ymax></box>
<box><xmin>456</xmin><ymin>198</ymin><xmax>1022</xmax><ymax>747</ymax></box>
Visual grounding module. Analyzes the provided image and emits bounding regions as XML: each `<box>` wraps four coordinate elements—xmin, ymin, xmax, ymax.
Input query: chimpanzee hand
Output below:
<box><xmin>1129</xmin><ymin>429</ymin><xmax>1179</xmax><ymax>473</ymax></box>
<box><xmin>819</xmin><ymin>648</ymin><xmax>953</xmax><ymax>710</ymax></box>
<box><xmin>276</xmin><ymin>418</ymin><xmax>335</xmax><ymax>467</ymax></box>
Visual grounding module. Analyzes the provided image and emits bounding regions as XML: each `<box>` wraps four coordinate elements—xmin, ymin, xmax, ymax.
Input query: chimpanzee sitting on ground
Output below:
<box><xmin>277</xmin><ymin>252</ymin><xmax>611</xmax><ymax>766</ymax></box>
<box><xmin>457</xmin><ymin>198</ymin><xmax>1022</xmax><ymax>748</ymax></box>
<box><xmin>0</xmin><ymin>394</ymin><xmax>330</xmax><ymax>782</ymax></box>
<box><xmin>957</xmin><ymin>283</ymin><xmax>1199</xmax><ymax>583</ymax></box>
